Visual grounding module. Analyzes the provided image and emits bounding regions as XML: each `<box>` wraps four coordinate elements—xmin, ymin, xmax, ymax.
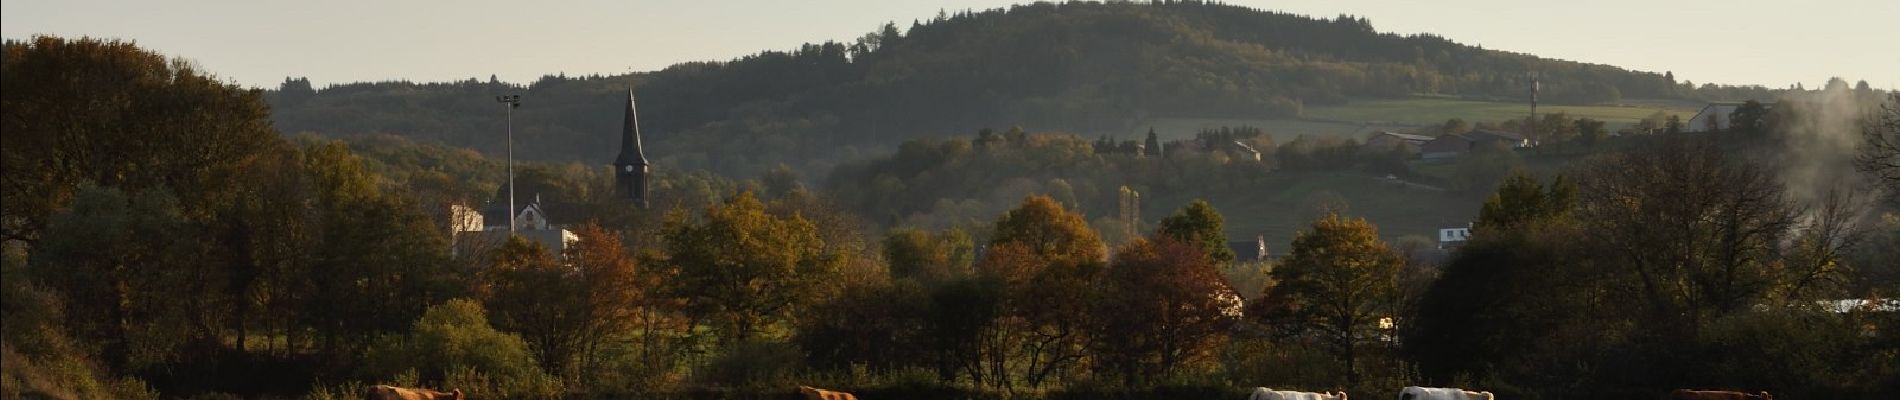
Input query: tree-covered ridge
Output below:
<box><xmin>262</xmin><ymin>1</ymin><xmax>1782</xmax><ymax>179</ymax></box>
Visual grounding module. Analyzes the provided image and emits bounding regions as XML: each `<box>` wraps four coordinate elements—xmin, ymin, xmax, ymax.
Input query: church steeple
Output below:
<box><xmin>613</xmin><ymin>89</ymin><xmax>650</xmax><ymax>209</ymax></box>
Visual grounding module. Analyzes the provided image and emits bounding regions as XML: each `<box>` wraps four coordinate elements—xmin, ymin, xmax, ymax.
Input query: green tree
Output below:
<box><xmin>363</xmin><ymin>299</ymin><xmax>562</xmax><ymax>398</ymax></box>
<box><xmin>882</xmin><ymin>227</ymin><xmax>975</xmax><ymax>285</ymax></box>
<box><xmin>1</xmin><ymin>36</ymin><xmax>275</xmax><ymax>243</ymax></box>
<box><xmin>1408</xmin><ymin>173</ymin><xmax>1607</xmax><ymax>389</ymax></box>
<box><xmin>294</xmin><ymin>142</ymin><xmax>457</xmax><ymax>361</ymax></box>
<box><xmin>1473</xmin><ymin>173</ymin><xmax>1575</xmax><ymax>233</ymax></box>
<box><xmin>1257</xmin><ymin>212</ymin><xmax>1402</xmax><ymax>384</ymax></box>
<box><xmin>759</xmin><ymin>164</ymin><xmax>805</xmax><ymax>199</ymax></box>
<box><xmin>662</xmin><ymin>191</ymin><xmax>836</xmax><ymax>342</ymax></box>
<box><xmin>477</xmin><ymin>237</ymin><xmax>589</xmax><ymax>378</ymax></box>
<box><xmin>1574</xmin><ymin>118</ymin><xmax>1607</xmax><ymax>147</ymax></box>
<box><xmin>27</xmin><ymin>186</ymin><xmax>200</xmax><ymax>370</ymax></box>
<box><xmin>1145</xmin><ymin>128</ymin><xmax>1162</xmax><ymax>157</ymax></box>
<box><xmin>1440</xmin><ymin>118</ymin><xmax>1471</xmax><ymax>135</ymax></box>
<box><xmin>1730</xmin><ymin>100</ymin><xmax>1769</xmax><ymax>133</ymax></box>
<box><xmin>1156</xmin><ymin>199</ymin><xmax>1235</xmax><ymax>265</ymax></box>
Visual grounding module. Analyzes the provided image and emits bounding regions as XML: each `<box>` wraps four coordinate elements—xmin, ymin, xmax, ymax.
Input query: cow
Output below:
<box><xmin>1671</xmin><ymin>389</ymin><xmax>1773</xmax><ymax>400</ymax></box>
<box><xmin>797</xmin><ymin>385</ymin><xmax>859</xmax><ymax>400</ymax></box>
<box><xmin>364</xmin><ymin>385</ymin><xmax>463</xmax><ymax>400</ymax></box>
<box><xmin>1397</xmin><ymin>386</ymin><xmax>1492</xmax><ymax>400</ymax></box>
<box><xmin>1250</xmin><ymin>387</ymin><xmax>1348</xmax><ymax>400</ymax></box>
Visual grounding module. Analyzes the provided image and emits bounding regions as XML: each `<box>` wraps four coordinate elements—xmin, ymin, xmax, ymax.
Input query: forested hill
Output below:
<box><xmin>264</xmin><ymin>1</ymin><xmax>1746</xmax><ymax>178</ymax></box>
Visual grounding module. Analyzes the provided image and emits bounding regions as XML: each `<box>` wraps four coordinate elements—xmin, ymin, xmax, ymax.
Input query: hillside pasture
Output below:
<box><xmin>1302</xmin><ymin>97</ymin><xmax>1698</xmax><ymax>127</ymax></box>
<box><xmin>1135</xmin><ymin>97</ymin><xmax>1700</xmax><ymax>144</ymax></box>
<box><xmin>1132</xmin><ymin>117</ymin><xmax>1410</xmax><ymax>143</ymax></box>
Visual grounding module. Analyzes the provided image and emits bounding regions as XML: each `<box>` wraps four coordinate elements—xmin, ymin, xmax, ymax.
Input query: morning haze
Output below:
<box><xmin>3</xmin><ymin>1</ymin><xmax>1897</xmax><ymax>400</ymax></box>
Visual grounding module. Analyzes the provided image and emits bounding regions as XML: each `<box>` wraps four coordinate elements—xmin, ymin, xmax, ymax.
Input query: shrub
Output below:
<box><xmin>696</xmin><ymin>340</ymin><xmax>803</xmax><ymax>391</ymax></box>
<box><xmin>361</xmin><ymin>299</ymin><xmax>562</xmax><ymax>398</ymax></box>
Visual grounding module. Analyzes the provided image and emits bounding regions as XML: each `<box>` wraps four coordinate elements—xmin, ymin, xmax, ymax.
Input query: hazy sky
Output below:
<box><xmin>4</xmin><ymin>0</ymin><xmax>1895</xmax><ymax>90</ymax></box>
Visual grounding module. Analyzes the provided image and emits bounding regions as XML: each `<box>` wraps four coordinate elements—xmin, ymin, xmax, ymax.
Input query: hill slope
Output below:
<box><xmin>263</xmin><ymin>1</ymin><xmax>1748</xmax><ymax>178</ymax></box>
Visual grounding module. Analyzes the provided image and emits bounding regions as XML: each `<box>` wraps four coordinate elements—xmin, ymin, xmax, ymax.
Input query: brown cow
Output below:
<box><xmin>364</xmin><ymin>385</ymin><xmax>464</xmax><ymax>400</ymax></box>
<box><xmin>1671</xmin><ymin>389</ymin><xmax>1772</xmax><ymax>400</ymax></box>
<box><xmin>798</xmin><ymin>385</ymin><xmax>859</xmax><ymax>400</ymax></box>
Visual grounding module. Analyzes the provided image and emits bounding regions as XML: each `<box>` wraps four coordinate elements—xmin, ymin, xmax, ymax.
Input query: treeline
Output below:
<box><xmin>260</xmin><ymin>1</ymin><xmax>1804</xmax><ymax>180</ymax></box>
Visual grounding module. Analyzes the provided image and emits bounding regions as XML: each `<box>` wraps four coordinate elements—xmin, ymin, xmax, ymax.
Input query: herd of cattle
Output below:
<box><xmin>357</xmin><ymin>384</ymin><xmax>1773</xmax><ymax>399</ymax></box>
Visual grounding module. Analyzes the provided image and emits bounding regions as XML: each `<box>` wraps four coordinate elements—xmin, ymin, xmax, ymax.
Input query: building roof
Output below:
<box><xmin>1371</xmin><ymin>131</ymin><xmax>1437</xmax><ymax>142</ymax></box>
<box><xmin>1465</xmin><ymin>129</ymin><xmax>1524</xmax><ymax>141</ymax></box>
<box><xmin>613</xmin><ymin>89</ymin><xmax>649</xmax><ymax>167</ymax></box>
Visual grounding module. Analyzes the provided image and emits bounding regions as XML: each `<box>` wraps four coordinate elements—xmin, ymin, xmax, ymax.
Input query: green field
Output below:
<box><xmin>1134</xmin><ymin>117</ymin><xmax>1412</xmax><ymax>142</ymax></box>
<box><xmin>1136</xmin><ymin>97</ymin><xmax>1701</xmax><ymax>143</ymax></box>
<box><xmin>1303</xmin><ymin>97</ymin><xmax>1699</xmax><ymax>127</ymax></box>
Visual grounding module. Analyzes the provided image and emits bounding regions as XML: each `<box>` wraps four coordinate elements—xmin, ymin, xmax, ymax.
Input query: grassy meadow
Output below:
<box><xmin>1134</xmin><ymin>97</ymin><xmax>1703</xmax><ymax>143</ymax></box>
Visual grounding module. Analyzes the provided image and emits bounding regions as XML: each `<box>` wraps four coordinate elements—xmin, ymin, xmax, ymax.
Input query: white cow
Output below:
<box><xmin>1398</xmin><ymin>386</ymin><xmax>1493</xmax><ymax>400</ymax></box>
<box><xmin>1250</xmin><ymin>387</ymin><xmax>1348</xmax><ymax>400</ymax></box>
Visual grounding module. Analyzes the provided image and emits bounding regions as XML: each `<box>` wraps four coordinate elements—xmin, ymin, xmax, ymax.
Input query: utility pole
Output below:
<box><xmin>497</xmin><ymin>94</ymin><xmax>521</xmax><ymax>233</ymax></box>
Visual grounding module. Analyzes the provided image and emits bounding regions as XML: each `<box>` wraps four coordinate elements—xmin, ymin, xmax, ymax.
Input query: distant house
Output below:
<box><xmin>453</xmin><ymin>195</ymin><xmax>578</xmax><ymax>261</ymax></box>
<box><xmin>1466</xmin><ymin>129</ymin><xmax>1531</xmax><ymax>148</ymax></box>
<box><xmin>1686</xmin><ymin>101</ymin><xmax>1774</xmax><ymax>132</ymax></box>
<box><xmin>1363</xmin><ymin>131</ymin><xmax>1436</xmax><ymax>157</ymax></box>
<box><xmin>1437</xmin><ymin>227</ymin><xmax>1471</xmax><ymax>251</ymax></box>
<box><xmin>1420</xmin><ymin>129</ymin><xmax>1530</xmax><ymax>159</ymax></box>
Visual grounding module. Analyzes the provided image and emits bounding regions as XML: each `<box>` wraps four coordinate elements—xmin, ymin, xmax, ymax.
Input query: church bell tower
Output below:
<box><xmin>613</xmin><ymin>90</ymin><xmax>650</xmax><ymax>209</ymax></box>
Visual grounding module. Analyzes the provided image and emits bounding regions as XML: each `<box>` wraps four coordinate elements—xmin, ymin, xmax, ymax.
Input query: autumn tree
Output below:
<box><xmin>976</xmin><ymin>195</ymin><xmax>1107</xmax><ymax>388</ymax></box>
<box><xmin>662</xmin><ymin>191</ymin><xmax>836</xmax><ymax>342</ymax></box>
<box><xmin>562</xmin><ymin>223</ymin><xmax>643</xmax><ymax>385</ymax></box>
<box><xmin>1090</xmin><ymin>237</ymin><xmax>1240</xmax><ymax>387</ymax></box>
<box><xmin>989</xmin><ymin>195</ymin><xmax>1106</xmax><ymax>265</ymax></box>
<box><xmin>1257</xmin><ymin>212</ymin><xmax>1402</xmax><ymax>384</ymax></box>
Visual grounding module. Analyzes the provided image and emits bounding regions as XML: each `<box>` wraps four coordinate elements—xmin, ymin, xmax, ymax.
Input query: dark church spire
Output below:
<box><xmin>615</xmin><ymin>90</ymin><xmax>649</xmax><ymax>167</ymax></box>
<box><xmin>613</xmin><ymin>89</ymin><xmax>650</xmax><ymax>208</ymax></box>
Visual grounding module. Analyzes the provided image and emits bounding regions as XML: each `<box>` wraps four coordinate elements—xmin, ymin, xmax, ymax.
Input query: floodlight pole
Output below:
<box><xmin>497</xmin><ymin>94</ymin><xmax>521</xmax><ymax>233</ymax></box>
